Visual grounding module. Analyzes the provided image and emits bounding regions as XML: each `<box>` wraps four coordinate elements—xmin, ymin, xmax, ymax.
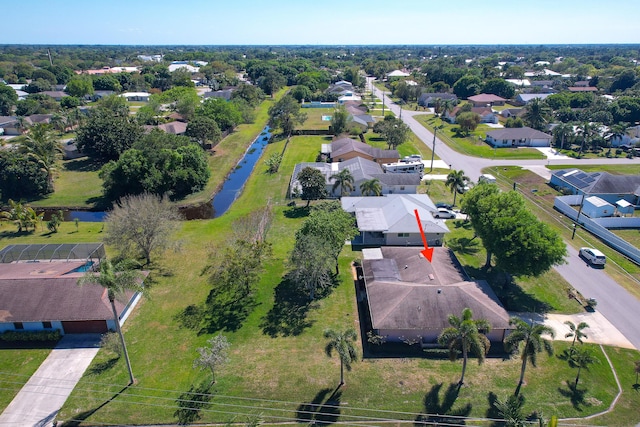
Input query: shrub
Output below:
<box><xmin>0</xmin><ymin>330</ymin><xmax>62</xmax><ymax>342</ymax></box>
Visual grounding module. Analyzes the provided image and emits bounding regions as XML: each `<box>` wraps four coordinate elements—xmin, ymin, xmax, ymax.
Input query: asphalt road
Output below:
<box><xmin>370</xmin><ymin>79</ymin><xmax>640</xmax><ymax>350</ymax></box>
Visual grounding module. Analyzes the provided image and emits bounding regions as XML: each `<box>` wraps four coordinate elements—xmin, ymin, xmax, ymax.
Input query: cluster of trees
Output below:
<box><xmin>372</xmin><ymin>115</ymin><xmax>410</xmax><ymax>149</ymax></box>
<box><xmin>462</xmin><ymin>183</ymin><xmax>567</xmax><ymax>277</ymax></box>
<box><xmin>288</xmin><ymin>202</ymin><xmax>358</xmax><ymax>300</ymax></box>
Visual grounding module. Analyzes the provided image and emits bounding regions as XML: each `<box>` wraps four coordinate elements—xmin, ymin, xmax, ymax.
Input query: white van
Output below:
<box><xmin>579</xmin><ymin>247</ymin><xmax>606</xmax><ymax>266</ymax></box>
<box><xmin>479</xmin><ymin>174</ymin><xmax>497</xmax><ymax>184</ymax></box>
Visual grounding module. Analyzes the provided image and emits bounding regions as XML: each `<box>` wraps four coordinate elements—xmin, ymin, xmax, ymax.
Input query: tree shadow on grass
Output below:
<box><xmin>465</xmin><ymin>266</ymin><xmax>552</xmax><ymax>313</ymax></box>
<box><xmin>415</xmin><ymin>383</ymin><xmax>471</xmax><ymax>426</ymax></box>
<box><xmin>260</xmin><ymin>275</ymin><xmax>315</xmax><ymax>337</ymax></box>
<box><xmin>60</xmin><ymin>385</ymin><xmax>129</xmax><ymax>426</ymax></box>
<box><xmin>558</xmin><ymin>380</ymin><xmax>589</xmax><ymax>411</ymax></box>
<box><xmin>198</xmin><ymin>288</ymin><xmax>259</xmax><ymax>334</ymax></box>
<box><xmin>283</xmin><ymin>205</ymin><xmax>311</xmax><ymax>219</ymax></box>
<box><xmin>174</xmin><ymin>380</ymin><xmax>213</xmax><ymax>425</ymax></box>
<box><xmin>87</xmin><ymin>356</ymin><xmax>119</xmax><ymax>376</ymax></box>
<box><xmin>63</xmin><ymin>157</ymin><xmax>103</xmax><ymax>172</ymax></box>
<box><xmin>295</xmin><ymin>386</ymin><xmax>342</xmax><ymax>426</ymax></box>
<box><xmin>446</xmin><ymin>236</ymin><xmax>480</xmax><ymax>256</ymax></box>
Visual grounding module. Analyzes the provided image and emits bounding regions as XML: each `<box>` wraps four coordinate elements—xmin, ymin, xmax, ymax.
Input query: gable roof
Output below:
<box><xmin>516</xmin><ymin>93</ymin><xmax>552</xmax><ymax>103</ymax></box>
<box><xmin>468</xmin><ymin>93</ymin><xmax>506</xmax><ymax>103</ymax></box>
<box><xmin>341</xmin><ymin>194</ymin><xmax>448</xmax><ymax>234</ymax></box>
<box><xmin>551</xmin><ymin>168</ymin><xmax>640</xmax><ymax>195</ymax></box>
<box><xmin>330</xmin><ymin>137</ymin><xmax>398</xmax><ymax>161</ymax></box>
<box><xmin>362</xmin><ymin>247</ymin><xmax>510</xmax><ymax>331</ymax></box>
<box><xmin>486</xmin><ymin>127</ymin><xmax>552</xmax><ymax>140</ymax></box>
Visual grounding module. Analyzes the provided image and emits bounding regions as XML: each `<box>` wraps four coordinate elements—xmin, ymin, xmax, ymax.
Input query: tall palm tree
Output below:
<box><xmin>576</xmin><ymin>122</ymin><xmax>595</xmax><ymax>158</ymax></box>
<box><xmin>440</xmin><ymin>99</ymin><xmax>454</xmax><ymax>120</ymax></box>
<box><xmin>324</xmin><ymin>327</ymin><xmax>358</xmax><ymax>386</ymax></box>
<box><xmin>330</xmin><ymin>169</ymin><xmax>355</xmax><ymax>197</ymax></box>
<box><xmin>606</xmin><ymin>122</ymin><xmax>628</xmax><ymax>152</ymax></box>
<box><xmin>504</xmin><ymin>317</ymin><xmax>555</xmax><ymax>396</ymax></box>
<box><xmin>564</xmin><ymin>320</ymin><xmax>589</xmax><ymax>349</ymax></box>
<box><xmin>437</xmin><ymin>307</ymin><xmax>491</xmax><ymax>386</ymax></box>
<box><xmin>568</xmin><ymin>347</ymin><xmax>599</xmax><ymax>387</ymax></box>
<box><xmin>552</xmin><ymin>123</ymin><xmax>573</xmax><ymax>150</ymax></box>
<box><xmin>77</xmin><ymin>259</ymin><xmax>145</xmax><ymax>385</ymax></box>
<box><xmin>19</xmin><ymin>123</ymin><xmax>62</xmax><ymax>192</ymax></box>
<box><xmin>522</xmin><ymin>98</ymin><xmax>552</xmax><ymax>131</ymax></box>
<box><xmin>445</xmin><ymin>169</ymin><xmax>469</xmax><ymax>206</ymax></box>
<box><xmin>359</xmin><ymin>178</ymin><xmax>382</xmax><ymax>196</ymax></box>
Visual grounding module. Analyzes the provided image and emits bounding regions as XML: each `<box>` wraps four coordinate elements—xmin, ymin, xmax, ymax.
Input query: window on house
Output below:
<box><xmin>400</xmin><ymin>186</ymin><xmax>405</xmax><ymax>190</ymax></box>
<box><xmin>14</xmin><ymin>322</ymin><xmax>24</xmax><ymax>330</ymax></box>
<box><xmin>42</xmin><ymin>321</ymin><xmax>52</xmax><ymax>329</ymax></box>
<box><xmin>398</xmin><ymin>233</ymin><xmax>410</xmax><ymax>238</ymax></box>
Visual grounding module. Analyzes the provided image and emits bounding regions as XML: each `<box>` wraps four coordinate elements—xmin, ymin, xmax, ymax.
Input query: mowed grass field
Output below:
<box><xmin>3</xmin><ymin>93</ymin><xmax>640</xmax><ymax>425</ymax></box>
<box><xmin>1</xmin><ymin>134</ymin><xmax>638</xmax><ymax>425</ymax></box>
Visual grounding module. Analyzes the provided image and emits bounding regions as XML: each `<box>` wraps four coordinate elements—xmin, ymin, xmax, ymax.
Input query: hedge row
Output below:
<box><xmin>0</xmin><ymin>330</ymin><xmax>62</xmax><ymax>342</ymax></box>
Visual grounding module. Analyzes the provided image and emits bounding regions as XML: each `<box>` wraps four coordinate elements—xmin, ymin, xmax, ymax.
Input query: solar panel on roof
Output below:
<box><xmin>584</xmin><ymin>177</ymin><xmax>595</xmax><ymax>183</ymax></box>
<box><xmin>575</xmin><ymin>173</ymin><xmax>588</xmax><ymax>179</ymax></box>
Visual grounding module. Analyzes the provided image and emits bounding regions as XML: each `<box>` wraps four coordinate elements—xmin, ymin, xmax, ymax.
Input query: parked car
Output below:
<box><xmin>579</xmin><ymin>247</ymin><xmax>606</xmax><ymax>266</ymax></box>
<box><xmin>434</xmin><ymin>208</ymin><xmax>456</xmax><ymax>219</ymax></box>
<box><xmin>435</xmin><ymin>202</ymin><xmax>453</xmax><ymax>210</ymax></box>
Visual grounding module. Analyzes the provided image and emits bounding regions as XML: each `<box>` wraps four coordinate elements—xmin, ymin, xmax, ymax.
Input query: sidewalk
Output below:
<box><xmin>0</xmin><ymin>334</ymin><xmax>101</xmax><ymax>427</ymax></box>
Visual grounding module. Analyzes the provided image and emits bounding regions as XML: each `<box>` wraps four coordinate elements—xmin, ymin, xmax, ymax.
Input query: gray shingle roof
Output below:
<box><xmin>486</xmin><ymin>127</ymin><xmax>552</xmax><ymax>140</ymax></box>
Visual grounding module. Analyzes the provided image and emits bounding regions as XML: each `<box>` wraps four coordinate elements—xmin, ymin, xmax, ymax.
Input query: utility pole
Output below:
<box><xmin>382</xmin><ymin>92</ymin><xmax>385</xmax><ymax>116</ymax></box>
<box><xmin>47</xmin><ymin>49</ymin><xmax>53</xmax><ymax>66</ymax></box>
<box><xmin>429</xmin><ymin>125</ymin><xmax>440</xmax><ymax>173</ymax></box>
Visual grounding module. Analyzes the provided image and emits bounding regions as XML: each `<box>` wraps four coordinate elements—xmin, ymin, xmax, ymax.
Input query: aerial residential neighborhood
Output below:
<box><xmin>1</xmin><ymin>7</ymin><xmax>640</xmax><ymax>426</ymax></box>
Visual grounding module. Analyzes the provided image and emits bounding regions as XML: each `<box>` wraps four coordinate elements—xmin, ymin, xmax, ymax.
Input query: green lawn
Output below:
<box><xmin>0</xmin><ymin>346</ymin><xmax>54</xmax><ymax>413</ymax></box>
<box><xmin>414</xmin><ymin>115</ymin><xmax>546</xmax><ymax>160</ymax></box>
<box><xmin>300</xmin><ymin>108</ymin><xmax>334</xmax><ymax>130</ymax></box>
<box><xmin>547</xmin><ymin>164</ymin><xmax>640</xmax><ymax>175</ymax></box>
<box><xmin>29</xmin><ymin>158</ymin><xmax>104</xmax><ymax>208</ymax></box>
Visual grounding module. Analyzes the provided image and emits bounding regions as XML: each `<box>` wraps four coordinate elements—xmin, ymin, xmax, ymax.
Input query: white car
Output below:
<box><xmin>434</xmin><ymin>208</ymin><xmax>456</xmax><ymax>219</ymax></box>
<box><xmin>579</xmin><ymin>247</ymin><xmax>606</xmax><ymax>266</ymax></box>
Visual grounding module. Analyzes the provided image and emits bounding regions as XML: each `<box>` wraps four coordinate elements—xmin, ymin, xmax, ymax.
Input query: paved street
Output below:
<box><xmin>370</xmin><ymin>79</ymin><xmax>640</xmax><ymax>350</ymax></box>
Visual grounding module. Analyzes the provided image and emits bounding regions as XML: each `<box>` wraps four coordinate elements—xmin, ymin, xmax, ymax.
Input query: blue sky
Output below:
<box><xmin>4</xmin><ymin>0</ymin><xmax>640</xmax><ymax>45</ymax></box>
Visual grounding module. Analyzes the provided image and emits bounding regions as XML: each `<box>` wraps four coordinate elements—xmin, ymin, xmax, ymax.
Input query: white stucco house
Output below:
<box><xmin>486</xmin><ymin>127</ymin><xmax>552</xmax><ymax>147</ymax></box>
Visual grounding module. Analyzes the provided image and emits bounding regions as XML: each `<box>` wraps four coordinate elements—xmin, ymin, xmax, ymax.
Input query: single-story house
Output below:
<box><xmin>500</xmin><ymin>108</ymin><xmax>525</xmax><ymax>118</ymax></box>
<box><xmin>505</xmin><ymin>79</ymin><xmax>531</xmax><ymax>87</ymax></box>
<box><xmin>291</xmin><ymin>157</ymin><xmax>420</xmax><ymax>198</ymax></box>
<box><xmin>515</xmin><ymin>93</ymin><xmax>552</xmax><ymax>105</ymax></box>
<box><xmin>327</xmin><ymin>81</ymin><xmax>354</xmax><ymax>96</ymax></box>
<box><xmin>444</xmin><ymin>107</ymin><xmax>498</xmax><ymax>124</ymax></box>
<box><xmin>417</xmin><ymin>93</ymin><xmax>458</xmax><ymax>108</ymax></box>
<box><xmin>338</xmin><ymin>93</ymin><xmax>361</xmax><ymax>103</ymax></box>
<box><xmin>582</xmin><ymin>196</ymin><xmax>615</xmax><ymax>218</ymax></box>
<box><xmin>0</xmin><ymin>243</ymin><xmax>144</xmax><ymax>335</ymax></box>
<box><xmin>350</xmin><ymin>114</ymin><xmax>376</xmax><ymax>131</ymax></box>
<box><xmin>550</xmin><ymin>168</ymin><xmax>640</xmax><ymax>206</ymax></box>
<box><xmin>76</xmin><ymin>66</ymin><xmax>140</xmax><ymax>76</ymax></box>
<box><xmin>204</xmin><ymin>88</ymin><xmax>235</xmax><ymax>101</ymax></box>
<box><xmin>467</xmin><ymin>93</ymin><xmax>506</xmax><ymax>107</ymax></box>
<box><xmin>486</xmin><ymin>127</ymin><xmax>552</xmax><ymax>147</ymax></box>
<box><xmin>0</xmin><ymin>116</ymin><xmax>20</xmax><ymax>135</ymax></box>
<box><xmin>39</xmin><ymin>91</ymin><xmax>67</xmax><ymax>101</ymax></box>
<box><xmin>341</xmin><ymin>194</ymin><xmax>449</xmax><ymax>247</ymax></box>
<box><xmin>120</xmin><ymin>92</ymin><xmax>151</xmax><ymax>102</ymax></box>
<box><xmin>387</xmin><ymin>70</ymin><xmax>410</xmax><ymax>78</ymax></box>
<box><xmin>606</xmin><ymin>125</ymin><xmax>640</xmax><ymax>147</ymax></box>
<box><xmin>168</xmin><ymin>63</ymin><xmax>199</xmax><ymax>73</ymax></box>
<box><xmin>568</xmin><ymin>86</ymin><xmax>598</xmax><ymax>93</ymax></box>
<box><xmin>360</xmin><ymin>246</ymin><xmax>510</xmax><ymax>344</ymax></box>
<box><xmin>322</xmin><ymin>137</ymin><xmax>399</xmax><ymax>165</ymax></box>
<box><xmin>144</xmin><ymin>121</ymin><xmax>188</xmax><ymax>135</ymax></box>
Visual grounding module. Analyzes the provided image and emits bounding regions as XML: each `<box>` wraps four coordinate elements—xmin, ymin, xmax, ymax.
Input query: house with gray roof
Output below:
<box><xmin>515</xmin><ymin>93</ymin><xmax>552</xmax><ymax>105</ymax></box>
<box><xmin>341</xmin><ymin>194</ymin><xmax>449</xmax><ymax>247</ymax></box>
<box><xmin>486</xmin><ymin>127</ymin><xmax>552</xmax><ymax>147</ymax></box>
<box><xmin>467</xmin><ymin>93</ymin><xmax>506</xmax><ymax>107</ymax></box>
<box><xmin>417</xmin><ymin>93</ymin><xmax>458</xmax><ymax>108</ymax></box>
<box><xmin>360</xmin><ymin>246</ymin><xmax>510</xmax><ymax>344</ymax></box>
<box><xmin>322</xmin><ymin>137</ymin><xmax>399</xmax><ymax>165</ymax></box>
<box><xmin>550</xmin><ymin>168</ymin><xmax>640</xmax><ymax>206</ymax></box>
<box><xmin>291</xmin><ymin>157</ymin><xmax>420</xmax><ymax>199</ymax></box>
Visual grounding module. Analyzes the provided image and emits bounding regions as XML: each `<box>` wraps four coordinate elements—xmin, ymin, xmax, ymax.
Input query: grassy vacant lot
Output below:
<box><xmin>414</xmin><ymin>115</ymin><xmax>546</xmax><ymax>160</ymax></box>
<box><xmin>29</xmin><ymin>158</ymin><xmax>104</xmax><ymax>208</ymax></box>
<box><xmin>300</xmin><ymin>107</ymin><xmax>333</xmax><ymax>130</ymax></box>
<box><xmin>0</xmin><ymin>346</ymin><xmax>54</xmax><ymax>413</ymax></box>
<box><xmin>0</xmin><ymin>134</ymin><xmax>635</xmax><ymax>426</ymax></box>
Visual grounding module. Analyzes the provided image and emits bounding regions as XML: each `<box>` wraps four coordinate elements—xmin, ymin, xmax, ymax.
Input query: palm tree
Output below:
<box><xmin>606</xmin><ymin>122</ymin><xmax>628</xmax><ymax>152</ymax></box>
<box><xmin>440</xmin><ymin>99</ymin><xmax>454</xmax><ymax>120</ymax></box>
<box><xmin>576</xmin><ymin>122</ymin><xmax>595</xmax><ymax>158</ymax></box>
<box><xmin>504</xmin><ymin>317</ymin><xmax>555</xmax><ymax>396</ymax></box>
<box><xmin>437</xmin><ymin>307</ymin><xmax>491</xmax><ymax>386</ymax></box>
<box><xmin>359</xmin><ymin>178</ymin><xmax>382</xmax><ymax>196</ymax></box>
<box><xmin>19</xmin><ymin>123</ymin><xmax>62</xmax><ymax>192</ymax></box>
<box><xmin>330</xmin><ymin>169</ymin><xmax>355</xmax><ymax>197</ymax></box>
<box><xmin>568</xmin><ymin>347</ymin><xmax>599</xmax><ymax>387</ymax></box>
<box><xmin>324</xmin><ymin>327</ymin><xmax>358</xmax><ymax>386</ymax></box>
<box><xmin>50</xmin><ymin>113</ymin><xmax>66</xmax><ymax>135</ymax></box>
<box><xmin>522</xmin><ymin>98</ymin><xmax>552</xmax><ymax>131</ymax></box>
<box><xmin>0</xmin><ymin>200</ymin><xmax>42</xmax><ymax>232</ymax></box>
<box><xmin>77</xmin><ymin>258</ymin><xmax>145</xmax><ymax>385</ymax></box>
<box><xmin>564</xmin><ymin>320</ymin><xmax>589</xmax><ymax>349</ymax></box>
<box><xmin>445</xmin><ymin>169</ymin><xmax>469</xmax><ymax>206</ymax></box>
<box><xmin>552</xmin><ymin>123</ymin><xmax>573</xmax><ymax>150</ymax></box>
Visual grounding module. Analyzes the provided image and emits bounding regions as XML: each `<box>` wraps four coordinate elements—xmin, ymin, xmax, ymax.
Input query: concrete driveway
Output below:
<box><xmin>0</xmin><ymin>334</ymin><xmax>101</xmax><ymax>427</ymax></box>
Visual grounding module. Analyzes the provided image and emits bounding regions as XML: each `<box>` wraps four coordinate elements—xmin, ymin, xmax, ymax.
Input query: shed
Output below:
<box><xmin>582</xmin><ymin>196</ymin><xmax>615</xmax><ymax>218</ymax></box>
<box><xmin>615</xmin><ymin>199</ymin><xmax>634</xmax><ymax>216</ymax></box>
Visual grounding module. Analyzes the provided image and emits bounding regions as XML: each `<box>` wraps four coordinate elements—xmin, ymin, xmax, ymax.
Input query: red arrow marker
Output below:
<box><xmin>414</xmin><ymin>209</ymin><xmax>434</xmax><ymax>262</ymax></box>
